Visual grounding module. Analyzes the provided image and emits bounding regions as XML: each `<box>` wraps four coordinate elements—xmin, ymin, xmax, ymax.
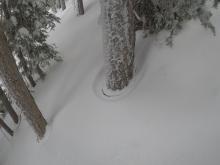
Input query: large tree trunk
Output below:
<box><xmin>0</xmin><ymin>87</ymin><xmax>18</xmax><ymax>124</ymax></box>
<box><xmin>60</xmin><ymin>0</ymin><xmax>66</xmax><ymax>10</ymax></box>
<box><xmin>101</xmin><ymin>0</ymin><xmax>135</xmax><ymax>91</ymax></box>
<box><xmin>0</xmin><ymin>28</ymin><xmax>47</xmax><ymax>139</ymax></box>
<box><xmin>76</xmin><ymin>0</ymin><xmax>84</xmax><ymax>15</ymax></box>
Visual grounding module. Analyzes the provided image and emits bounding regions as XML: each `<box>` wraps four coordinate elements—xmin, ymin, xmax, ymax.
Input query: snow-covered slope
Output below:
<box><xmin>0</xmin><ymin>0</ymin><xmax>220</xmax><ymax>165</ymax></box>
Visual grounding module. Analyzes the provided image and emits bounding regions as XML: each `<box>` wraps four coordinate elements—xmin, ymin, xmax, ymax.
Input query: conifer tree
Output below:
<box><xmin>133</xmin><ymin>0</ymin><xmax>216</xmax><ymax>45</ymax></box>
<box><xmin>3</xmin><ymin>0</ymin><xmax>60</xmax><ymax>87</ymax></box>
<box><xmin>0</xmin><ymin>27</ymin><xmax>47</xmax><ymax>139</ymax></box>
<box><xmin>101</xmin><ymin>0</ymin><xmax>218</xmax><ymax>91</ymax></box>
<box><xmin>0</xmin><ymin>118</ymin><xmax>14</xmax><ymax>136</ymax></box>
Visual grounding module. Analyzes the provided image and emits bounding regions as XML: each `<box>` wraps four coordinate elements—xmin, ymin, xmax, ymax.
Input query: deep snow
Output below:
<box><xmin>0</xmin><ymin>0</ymin><xmax>220</xmax><ymax>165</ymax></box>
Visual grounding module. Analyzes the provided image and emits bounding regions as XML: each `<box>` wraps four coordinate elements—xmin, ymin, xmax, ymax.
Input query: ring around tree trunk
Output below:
<box><xmin>0</xmin><ymin>28</ymin><xmax>47</xmax><ymax>139</ymax></box>
<box><xmin>101</xmin><ymin>0</ymin><xmax>135</xmax><ymax>91</ymax></box>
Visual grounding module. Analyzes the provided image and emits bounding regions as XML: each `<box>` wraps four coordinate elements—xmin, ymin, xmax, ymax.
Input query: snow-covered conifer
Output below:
<box><xmin>101</xmin><ymin>0</ymin><xmax>218</xmax><ymax>91</ymax></box>
<box><xmin>0</xmin><ymin>27</ymin><xmax>47</xmax><ymax>139</ymax></box>
<box><xmin>134</xmin><ymin>0</ymin><xmax>216</xmax><ymax>45</ymax></box>
<box><xmin>3</xmin><ymin>0</ymin><xmax>60</xmax><ymax>86</ymax></box>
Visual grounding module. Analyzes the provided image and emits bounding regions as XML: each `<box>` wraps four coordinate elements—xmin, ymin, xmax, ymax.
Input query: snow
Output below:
<box><xmin>0</xmin><ymin>0</ymin><xmax>220</xmax><ymax>165</ymax></box>
<box><xmin>18</xmin><ymin>27</ymin><xmax>30</xmax><ymax>37</ymax></box>
<box><xmin>10</xmin><ymin>16</ymin><xmax>17</xmax><ymax>26</ymax></box>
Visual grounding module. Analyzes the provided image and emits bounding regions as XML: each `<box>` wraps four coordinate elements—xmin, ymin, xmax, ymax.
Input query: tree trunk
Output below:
<box><xmin>2</xmin><ymin>0</ymin><xmax>10</xmax><ymax>19</ymax></box>
<box><xmin>36</xmin><ymin>64</ymin><xmax>46</xmax><ymax>80</ymax></box>
<box><xmin>0</xmin><ymin>28</ymin><xmax>47</xmax><ymax>139</ymax></box>
<box><xmin>0</xmin><ymin>118</ymin><xmax>13</xmax><ymax>136</ymax></box>
<box><xmin>60</xmin><ymin>0</ymin><xmax>66</xmax><ymax>10</ymax></box>
<box><xmin>76</xmin><ymin>0</ymin><xmax>84</xmax><ymax>15</ymax></box>
<box><xmin>101</xmin><ymin>0</ymin><xmax>135</xmax><ymax>91</ymax></box>
<box><xmin>17</xmin><ymin>48</ymin><xmax>36</xmax><ymax>87</ymax></box>
<box><xmin>0</xmin><ymin>87</ymin><xmax>18</xmax><ymax>124</ymax></box>
<box><xmin>27</xmin><ymin>74</ymin><xmax>36</xmax><ymax>87</ymax></box>
<box><xmin>56</xmin><ymin>0</ymin><xmax>61</xmax><ymax>9</ymax></box>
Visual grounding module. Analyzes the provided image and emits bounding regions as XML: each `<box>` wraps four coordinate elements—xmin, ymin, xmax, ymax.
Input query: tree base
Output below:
<box><xmin>93</xmin><ymin>66</ymin><xmax>138</xmax><ymax>101</ymax></box>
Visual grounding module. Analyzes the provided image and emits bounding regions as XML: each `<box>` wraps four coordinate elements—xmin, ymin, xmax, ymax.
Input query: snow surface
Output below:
<box><xmin>0</xmin><ymin>0</ymin><xmax>220</xmax><ymax>165</ymax></box>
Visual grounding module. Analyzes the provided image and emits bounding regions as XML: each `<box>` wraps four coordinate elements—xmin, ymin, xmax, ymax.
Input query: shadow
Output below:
<box><xmin>47</xmin><ymin>54</ymin><xmax>100</xmax><ymax>124</ymax></box>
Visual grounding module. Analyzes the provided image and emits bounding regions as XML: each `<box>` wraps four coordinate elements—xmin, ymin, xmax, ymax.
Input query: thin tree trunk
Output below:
<box><xmin>0</xmin><ymin>87</ymin><xmax>18</xmax><ymax>124</ymax></box>
<box><xmin>0</xmin><ymin>28</ymin><xmax>47</xmax><ymax>139</ymax></box>
<box><xmin>60</xmin><ymin>0</ymin><xmax>66</xmax><ymax>10</ymax></box>
<box><xmin>27</xmin><ymin>74</ymin><xmax>36</xmax><ymax>87</ymax></box>
<box><xmin>2</xmin><ymin>0</ymin><xmax>10</xmax><ymax>19</ymax></box>
<box><xmin>17</xmin><ymin>48</ymin><xmax>36</xmax><ymax>87</ymax></box>
<box><xmin>56</xmin><ymin>0</ymin><xmax>61</xmax><ymax>9</ymax></box>
<box><xmin>76</xmin><ymin>0</ymin><xmax>84</xmax><ymax>15</ymax></box>
<box><xmin>0</xmin><ymin>6</ymin><xmax>3</xmax><ymax>24</ymax></box>
<box><xmin>0</xmin><ymin>118</ymin><xmax>13</xmax><ymax>136</ymax></box>
<box><xmin>101</xmin><ymin>0</ymin><xmax>135</xmax><ymax>91</ymax></box>
<box><xmin>36</xmin><ymin>64</ymin><xmax>46</xmax><ymax>80</ymax></box>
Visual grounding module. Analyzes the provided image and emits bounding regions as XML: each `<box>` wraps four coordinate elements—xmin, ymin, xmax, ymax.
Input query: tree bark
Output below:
<box><xmin>0</xmin><ymin>118</ymin><xmax>13</xmax><ymax>136</ymax></box>
<box><xmin>60</xmin><ymin>0</ymin><xmax>66</xmax><ymax>10</ymax></box>
<box><xmin>76</xmin><ymin>0</ymin><xmax>84</xmax><ymax>15</ymax></box>
<box><xmin>0</xmin><ymin>28</ymin><xmax>47</xmax><ymax>139</ymax></box>
<box><xmin>101</xmin><ymin>0</ymin><xmax>135</xmax><ymax>91</ymax></box>
<box><xmin>0</xmin><ymin>87</ymin><xmax>18</xmax><ymax>124</ymax></box>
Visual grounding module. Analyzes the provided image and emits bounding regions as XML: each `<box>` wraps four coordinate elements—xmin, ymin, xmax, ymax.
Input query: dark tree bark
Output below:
<box><xmin>0</xmin><ymin>28</ymin><xmax>47</xmax><ymax>139</ymax></box>
<box><xmin>36</xmin><ymin>64</ymin><xmax>46</xmax><ymax>80</ymax></box>
<box><xmin>60</xmin><ymin>0</ymin><xmax>66</xmax><ymax>10</ymax></box>
<box><xmin>27</xmin><ymin>74</ymin><xmax>36</xmax><ymax>87</ymax></box>
<box><xmin>101</xmin><ymin>0</ymin><xmax>135</xmax><ymax>91</ymax></box>
<box><xmin>0</xmin><ymin>118</ymin><xmax>13</xmax><ymax>136</ymax></box>
<box><xmin>0</xmin><ymin>87</ymin><xmax>18</xmax><ymax>124</ymax></box>
<box><xmin>76</xmin><ymin>0</ymin><xmax>84</xmax><ymax>15</ymax></box>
